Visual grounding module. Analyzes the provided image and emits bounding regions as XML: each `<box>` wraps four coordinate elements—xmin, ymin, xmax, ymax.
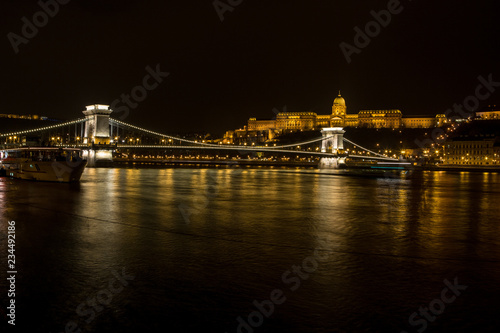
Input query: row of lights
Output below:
<box><xmin>0</xmin><ymin>118</ymin><xmax>85</xmax><ymax>138</ymax></box>
<box><xmin>111</xmin><ymin>119</ymin><xmax>222</xmax><ymax>148</ymax></box>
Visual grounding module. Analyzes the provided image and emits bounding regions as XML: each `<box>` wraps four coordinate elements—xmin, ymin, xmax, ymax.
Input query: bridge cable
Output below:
<box><xmin>0</xmin><ymin>118</ymin><xmax>87</xmax><ymax>138</ymax></box>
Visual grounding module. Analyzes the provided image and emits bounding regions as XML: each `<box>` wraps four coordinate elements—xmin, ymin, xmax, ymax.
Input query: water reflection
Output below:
<box><xmin>1</xmin><ymin>169</ymin><xmax>500</xmax><ymax>332</ymax></box>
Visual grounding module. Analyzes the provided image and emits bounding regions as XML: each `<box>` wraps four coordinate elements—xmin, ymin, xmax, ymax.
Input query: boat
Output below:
<box><xmin>0</xmin><ymin>147</ymin><xmax>87</xmax><ymax>182</ymax></box>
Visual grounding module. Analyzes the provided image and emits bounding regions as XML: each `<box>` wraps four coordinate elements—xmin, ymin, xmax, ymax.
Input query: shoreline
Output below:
<box><xmin>422</xmin><ymin>165</ymin><xmax>500</xmax><ymax>173</ymax></box>
<box><xmin>90</xmin><ymin>160</ymin><xmax>500</xmax><ymax>173</ymax></box>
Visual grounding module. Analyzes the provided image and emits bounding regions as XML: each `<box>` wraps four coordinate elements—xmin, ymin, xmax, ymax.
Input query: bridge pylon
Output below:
<box><xmin>320</xmin><ymin>127</ymin><xmax>346</xmax><ymax>169</ymax></box>
<box><xmin>81</xmin><ymin>104</ymin><xmax>114</xmax><ymax>166</ymax></box>
<box><xmin>320</xmin><ymin>127</ymin><xmax>345</xmax><ymax>153</ymax></box>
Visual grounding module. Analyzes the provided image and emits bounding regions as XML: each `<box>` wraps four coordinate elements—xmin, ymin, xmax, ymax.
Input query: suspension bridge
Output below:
<box><xmin>1</xmin><ymin>104</ymin><xmax>404</xmax><ymax>168</ymax></box>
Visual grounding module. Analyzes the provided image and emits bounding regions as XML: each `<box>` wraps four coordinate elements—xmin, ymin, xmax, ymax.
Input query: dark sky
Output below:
<box><xmin>1</xmin><ymin>0</ymin><xmax>499</xmax><ymax>135</ymax></box>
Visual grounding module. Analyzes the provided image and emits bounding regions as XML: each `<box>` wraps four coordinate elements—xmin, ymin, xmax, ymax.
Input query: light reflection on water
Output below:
<box><xmin>1</xmin><ymin>168</ymin><xmax>500</xmax><ymax>332</ymax></box>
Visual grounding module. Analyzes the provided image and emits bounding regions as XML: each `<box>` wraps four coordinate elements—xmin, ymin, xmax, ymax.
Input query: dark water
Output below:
<box><xmin>1</xmin><ymin>168</ymin><xmax>500</xmax><ymax>332</ymax></box>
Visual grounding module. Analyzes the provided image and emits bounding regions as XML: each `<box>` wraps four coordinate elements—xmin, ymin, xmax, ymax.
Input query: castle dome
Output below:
<box><xmin>333</xmin><ymin>91</ymin><xmax>346</xmax><ymax>106</ymax></box>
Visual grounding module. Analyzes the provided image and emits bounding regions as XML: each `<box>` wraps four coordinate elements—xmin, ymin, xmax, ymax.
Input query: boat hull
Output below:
<box><xmin>2</xmin><ymin>160</ymin><xmax>87</xmax><ymax>182</ymax></box>
<box><xmin>1</xmin><ymin>147</ymin><xmax>88</xmax><ymax>182</ymax></box>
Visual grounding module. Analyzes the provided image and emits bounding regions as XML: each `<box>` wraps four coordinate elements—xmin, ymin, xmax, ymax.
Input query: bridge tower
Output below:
<box><xmin>321</xmin><ymin>127</ymin><xmax>345</xmax><ymax>153</ymax></box>
<box><xmin>83</xmin><ymin>104</ymin><xmax>112</xmax><ymax>144</ymax></box>
<box><xmin>320</xmin><ymin>127</ymin><xmax>346</xmax><ymax>168</ymax></box>
<box><xmin>81</xmin><ymin>104</ymin><xmax>114</xmax><ymax>166</ymax></box>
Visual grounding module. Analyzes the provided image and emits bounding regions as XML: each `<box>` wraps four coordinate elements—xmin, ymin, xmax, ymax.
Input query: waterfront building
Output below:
<box><xmin>444</xmin><ymin>136</ymin><xmax>500</xmax><ymax>166</ymax></box>
<box><xmin>443</xmin><ymin>119</ymin><xmax>500</xmax><ymax>166</ymax></box>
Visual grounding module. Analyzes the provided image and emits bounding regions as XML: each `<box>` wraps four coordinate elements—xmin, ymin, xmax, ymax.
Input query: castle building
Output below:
<box><xmin>276</xmin><ymin>112</ymin><xmax>317</xmax><ymax>131</ymax></box>
<box><xmin>358</xmin><ymin>109</ymin><xmax>402</xmax><ymax>128</ymax></box>
<box><xmin>226</xmin><ymin>92</ymin><xmax>448</xmax><ymax>144</ymax></box>
<box><xmin>331</xmin><ymin>93</ymin><xmax>347</xmax><ymax>126</ymax></box>
<box><xmin>475</xmin><ymin>105</ymin><xmax>500</xmax><ymax>120</ymax></box>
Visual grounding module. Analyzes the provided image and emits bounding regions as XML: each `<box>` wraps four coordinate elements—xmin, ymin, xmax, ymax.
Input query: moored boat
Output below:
<box><xmin>0</xmin><ymin>147</ymin><xmax>87</xmax><ymax>182</ymax></box>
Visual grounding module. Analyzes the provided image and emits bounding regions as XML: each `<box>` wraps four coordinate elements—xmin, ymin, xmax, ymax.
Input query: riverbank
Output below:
<box><xmin>422</xmin><ymin>165</ymin><xmax>500</xmax><ymax>173</ymax></box>
<box><xmin>93</xmin><ymin>159</ymin><xmax>319</xmax><ymax>168</ymax></box>
<box><xmin>90</xmin><ymin>159</ymin><xmax>500</xmax><ymax>173</ymax></box>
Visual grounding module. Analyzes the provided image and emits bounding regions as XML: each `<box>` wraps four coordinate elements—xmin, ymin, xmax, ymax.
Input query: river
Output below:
<box><xmin>1</xmin><ymin>168</ymin><xmax>500</xmax><ymax>332</ymax></box>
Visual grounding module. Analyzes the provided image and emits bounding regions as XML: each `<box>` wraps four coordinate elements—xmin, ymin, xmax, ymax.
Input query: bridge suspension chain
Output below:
<box><xmin>110</xmin><ymin>118</ymin><xmax>335</xmax><ymax>150</ymax></box>
<box><xmin>0</xmin><ymin>118</ymin><xmax>87</xmax><ymax>138</ymax></box>
<box><xmin>343</xmin><ymin>137</ymin><xmax>398</xmax><ymax>160</ymax></box>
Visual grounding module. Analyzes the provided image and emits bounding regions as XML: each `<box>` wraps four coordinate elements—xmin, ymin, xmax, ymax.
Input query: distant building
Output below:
<box><xmin>224</xmin><ymin>92</ymin><xmax>449</xmax><ymax>144</ymax></box>
<box><xmin>250</xmin><ymin>93</ymin><xmax>447</xmax><ymax>130</ymax></box>
<box><xmin>247</xmin><ymin>118</ymin><xmax>276</xmax><ymax>131</ymax></box>
<box><xmin>0</xmin><ymin>114</ymin><xmax>42</xmax><ymax>120</ymax></box>
<box><xmin>400</xmin><ymin>114</ymin><xmax>447</xmax><ymax>128</ymax></box>
<box><xmin>222</xmin><ymin>128</ymin><xmax>272</xmax><ymax>145</ymax></box>
<box><xmin>358</xmin><ymin>109</ymin><xmax>402</xmax><ymax>128</ymax></box>
<box><xmin>475</xmin><ymin>105</ymin><xmax>500</xmax><ymax>120</ymax></box>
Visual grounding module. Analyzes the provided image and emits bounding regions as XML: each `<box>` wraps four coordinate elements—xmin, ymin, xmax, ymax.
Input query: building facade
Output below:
<box><xmin>444</xmin><ymin>136</ymin><xmax>500</xmax><ymax>166</ymax></box>
<box><xmin>402</xmin><ymin>114</ymin><xmax>447</xmax><ymax>128</ymax></box>
<box><xmin>475</xmin><ymin>107</ymin><xmax>500</xmax><ymax>120</ymax></box>
<box><xmin>358</xmin><ymin>109</ymin><xmax>402</xmax><ymax>128</ymax></box>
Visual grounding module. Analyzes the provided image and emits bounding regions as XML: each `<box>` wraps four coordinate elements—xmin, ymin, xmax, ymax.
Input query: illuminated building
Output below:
<box><xmin>358</xmin><ymin>109</ymin><xmax>402</xmax><ymax>128</ymax></box>
<box><xmin>444</xmin><ymin>136</ymin><xmax>500</xmax><ymax>166</ymax></box>
<box><xmin>276</xmin><ymin>112</ymin><xmax>316</xmax><ymax>130</ymax></box>
<box><xmin>0</xmin><ymin>114</ymin><xmax>42</xmax><ymax>120</ymax></box>
<box><xmin>225</xmin><ymin>92</ymin><xmax>449</xmax><ymax>144</ymax></box>
<box><xmin>222</xmin><ymin>128</ymin><xmax>271</xmax><ymax>145</ymax></box>
<box><xmin>247</xmin><ymin>118</ymin><xmax>276</xmax><ymax>131</ymax></box>
<box><xmin>330</xmin><ymin>93</ymin><xmax>347</xmax><ymax>126</ymax></box>
<box><xmin>443</xmin><ymin>119</ymin><xmax>500</xmax><ymax>166</ymax></box>
<box><xmin>344</xmin><ymin>114</ymin><xmax>359</xmax><ymax>127</ymax></box>
<box><xmin>475</xmin><ymin>105</ymin><xmax>500</xmax><ymax>120</ymax></box>
<box><xmin>401</xmin><ymin>114</ymin><xmax>447</xmax><ymax>128</ymax></box>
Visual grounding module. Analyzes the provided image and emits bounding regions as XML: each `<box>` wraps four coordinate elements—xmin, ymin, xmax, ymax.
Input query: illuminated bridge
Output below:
<box><xmin>0</xmin><ymin>104</ymin><xmax>403</xmax><ymax>168</ymax></box>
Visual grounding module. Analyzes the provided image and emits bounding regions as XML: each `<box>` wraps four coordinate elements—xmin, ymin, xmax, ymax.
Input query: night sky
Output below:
<box><xmin>1</xmin><ymin>0</ymin><xmax>499</xmax><ymax>135</ymax></box>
